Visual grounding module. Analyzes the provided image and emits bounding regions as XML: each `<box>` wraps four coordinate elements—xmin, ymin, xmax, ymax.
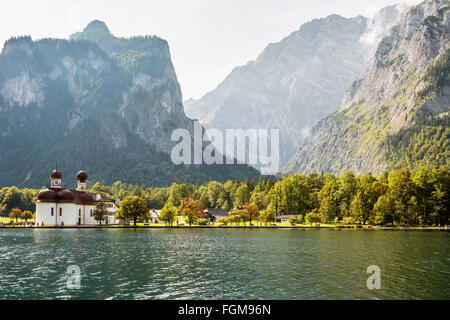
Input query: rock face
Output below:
<box><xmin>184</xmin><ymin>7</ymin><xmax>407</xmax><ymax>166</ymax></box>
<box><xmin>284</xmin><ymin>0</ymin><xmax>450</xmax><ymax>176</ymax></box>
<box><xmin>0</xmin><ymin>21</ymin><xmax>258</xmax><ymax>187</ymax></box>
<box><xmin>69</xmin><ymin>20</ymin><xmax>190</xmax><ymax>154</ymax></box>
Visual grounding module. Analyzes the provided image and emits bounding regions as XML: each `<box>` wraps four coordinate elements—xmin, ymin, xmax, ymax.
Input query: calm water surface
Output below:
<box><xmin>0</xmin><ymin>229</ymin><xmax>448</xmax><ymax>300</ymax></box>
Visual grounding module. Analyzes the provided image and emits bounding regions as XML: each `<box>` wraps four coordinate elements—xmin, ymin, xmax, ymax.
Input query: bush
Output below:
<box><xmin>289</xmin><ymin>218</ymin><xmax>299</xmax><ymax>225</ymax></box>
<box><xmin>217</xmin><ymin>217</ymin><xmax>229</xmax><ymax>225</ymax></box>
<box><xmin>197</xmin><ymin>219</ymin><xmax>209</xmax><ymax>226</ymax></box>
<box><xmin>342</xmin><ymin>216</ymin><xmax>356</xmax><ymax>225</ymax></box>
<box><xmin>305</xmin><ymin>212</ymin><xmax>322</xmax><ymax>225</ymax></box>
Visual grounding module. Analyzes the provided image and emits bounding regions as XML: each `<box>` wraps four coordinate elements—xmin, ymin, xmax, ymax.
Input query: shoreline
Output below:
<box><xmin>1</xmin><ymin>225</ymin><xmax>448</xmax><ymax>231</ymax></box>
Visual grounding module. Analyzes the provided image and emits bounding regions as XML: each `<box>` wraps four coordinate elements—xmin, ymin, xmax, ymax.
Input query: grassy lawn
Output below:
<box><xmin>0</xmin><ymin>216</ymin><xmax>25</xmax><ymax>223</ymax></box>
<box><xmin>118</xmin><ymin>221</ymin><xmax>340</xmax><ymax>228</ymax></box>
<box><xmin>0</xmin><ymin>215</ymin><xmax>338</xmax><ymax>228</ymax></box>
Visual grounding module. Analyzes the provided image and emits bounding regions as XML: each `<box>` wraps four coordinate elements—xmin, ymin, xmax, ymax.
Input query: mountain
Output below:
<box><xmin>284</xmin><ymin>0</ymin><xmax>449</xmax><ymax>176</ymax></box>
<box><xmin>184</xmin><ymin>6</ymin><xmax>408</xmax><ymax>166</ymax></box>
<box><xmin>0</xmin><ymin>21</ymin><xmax>259</xmax><ymax>188</ymax></box>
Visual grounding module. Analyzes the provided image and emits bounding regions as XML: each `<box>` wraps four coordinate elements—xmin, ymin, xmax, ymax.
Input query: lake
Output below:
<box><xmin>0</xmin><ymin>229</ymin><xmax>448</xmax><ymax>300</ymax></box>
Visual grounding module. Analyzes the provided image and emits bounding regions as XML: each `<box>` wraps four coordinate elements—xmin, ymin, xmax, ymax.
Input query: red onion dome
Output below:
<box><xmin>51</xmin><ymin>169</ymin><xmax>62</xmax><ymax>179</ymax></box>
<box><xmin>77</xmin><ymin>170</ymin><xmax>88</xmax><ymax>182</ymax></box>
<box><xmin>37</xmin><ymin>189</ymin><xmax>57</xmax><ymax>202</ymax></box>
<box><xmin>56</xmin><ymin>189</ymin><xmax>75</xmax><ymax>201</ymax></box>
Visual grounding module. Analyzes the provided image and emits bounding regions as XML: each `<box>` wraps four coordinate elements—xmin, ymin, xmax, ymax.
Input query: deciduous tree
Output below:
<box><xmin>117</xmin><ymin>196</ymin><xmax>149</xmax><ymax>226</ymax></box>
<box><xmin>178</xmin><ymin>198</ymin><xmax>206</xmax><ymax>225</ymax></box>
<box><xmin>9</xmin><ymin>208</ymin><xmax>22</xmax><ymax>223</ymax></box>
<box><xmin>243</xmin><ymin>203</ymin><xmax>259</xmax><ymax>225</ymax></box>
<box><xmin>21</xmin><ymin>210</ymin><xmax>33</xmax><ymax>223</ymax></box>
<box><xmin>159</xmin><ymin>204</ymin><xmax>177</xmax><ymax>226</ymax></box>
<box><xmin>93</xmin><ymin>201</ymin><xmax>109</xmax><ymax>225</ymax></box>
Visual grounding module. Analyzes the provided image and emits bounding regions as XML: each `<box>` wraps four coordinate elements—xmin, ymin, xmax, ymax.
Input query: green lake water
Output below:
<box><xmin>0</xmin><ymin>229</ymin><xmax>448</xmax><ymax>300</ymax></box>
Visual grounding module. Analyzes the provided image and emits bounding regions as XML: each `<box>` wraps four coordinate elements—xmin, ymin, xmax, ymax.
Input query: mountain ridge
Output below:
<box><xmin>184</xmin><ymin>6</ymin><xmax>408</xmax><ymax>166</ymax></box>
<box><xmin>0</xmin><ymin>22</ymin><xmax>259</xmax><ymax>188</ymax></box>
<box><xmin>284</xmin><ymin>0</ymin><xmax>450</xmax><ymax>176</ymax></box>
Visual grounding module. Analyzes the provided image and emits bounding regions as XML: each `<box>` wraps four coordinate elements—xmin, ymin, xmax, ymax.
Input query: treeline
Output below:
<box><xmin>1</xmin><ymin>167</ymin><xmax>448</xmax><ymax>226</ymax></box>
<box><xmin>90</xmin><ymin>166</ymin><xmax>449</xmax><ymax>226</ymax></box>
<box><xmin>0</xmin><ymin>187</ymin><xmax>38</xmax><ymax>216</ymax></box>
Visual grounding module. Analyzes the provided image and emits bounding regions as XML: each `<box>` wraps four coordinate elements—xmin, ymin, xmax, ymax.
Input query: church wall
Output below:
<box><xmin>36</xmin><ymin>202</ymin><xmax>96</xmax><ymax>226</ymax></box>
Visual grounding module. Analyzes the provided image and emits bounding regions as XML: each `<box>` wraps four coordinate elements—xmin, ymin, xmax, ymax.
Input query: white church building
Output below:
<box><xmin>36</xmin><ymin>169</ymin><xmax>119</xmax><ymax>226</ymax></box>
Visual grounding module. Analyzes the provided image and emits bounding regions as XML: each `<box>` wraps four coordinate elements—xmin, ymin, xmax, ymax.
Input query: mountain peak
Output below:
<box><xmin>83</xmin><ymin>20</ymin><xmax>111</xmax><ymax>34</ymax></box>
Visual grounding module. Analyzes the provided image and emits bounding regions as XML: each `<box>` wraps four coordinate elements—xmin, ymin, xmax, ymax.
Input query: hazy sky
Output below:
<box><xmin>0</xmin><ymin>0</ymin><xmax>421</xmax><ymax>99</ymax></box>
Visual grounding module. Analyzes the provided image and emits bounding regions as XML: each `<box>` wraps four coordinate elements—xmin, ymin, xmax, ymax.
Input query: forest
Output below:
<box><xmin>1</xmin><ymin>166</ymin><xmax>448</xmax><ymax>226</ymax></box>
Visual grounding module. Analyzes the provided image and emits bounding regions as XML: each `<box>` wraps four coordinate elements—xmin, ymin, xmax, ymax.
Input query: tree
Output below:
<box><xmin>281</xmin><ymin>175</ymin><xmax>310</xmax><ymax>216</ymax></box>
<box><xmin>306</xmin><ymin>173</ymin><xmax>326</xmax><ymax>193</ymax></box>
<box><xmin>0</xmin><ymin>187</ymin><xmax>36</xmax><ymax>215</ymax></box>
<box><xmin>218</xmin><ymin>189</ymin><xmax>232</xmax><ymax>210</ymax></box>
<box><xmin>21</xmin><ymin>210</ymin><xmax>33</xmax><ymax>223</ymax></box>
<box><xmin>305</xmin><ymin>211</ymin><xmax>322</xmax><ymax>225</ymax></box>
<box><xmin>168</xmin><ymin>183</ymin><xmax>190</xmax><ymax>207</ymax></box>
<box><xmin>250</xmin><ymin>191</ymin><xmax>267</xmax><ymax>210</ymax></box>
<box><xmin>178</xmin><ymin>198</ymin><xmax>206</xmax><ymax>225</ymax></box>
<box><xmin>306</xmin><ymin>173</ymin><xmax>326</xmax><ymax>210</ymax></box>
<box><xmin>217</xmin><ymin>217</ymin><xmax>230</xmax><ymax>226</ymax></box>
<box><xmin>159</xmin><ymin>204</ymin><xmax>177</xmax><ymax>226</ymax></box>
<box><xmin>373</xmin><ymin>195</ymin><xmax>395</xmax><ymax>225</ymax></box>
<box><xmin>243</xmin><ymin>203</ymin><xmax>259</xmax><ymax>225</ymax></box>
<box><xmin>9</xmin><ymin>208</ymin><xmax>22</xmax><ymax>223</ymax></box>
<box><xmin>430</xmin><ymin>167</ymin><xmax>450</xmax><ymax>226</ymax></box>
<box><xmin>368</xmin><ymin>181</ymin><xmax>389</xmax><ymax>211</ymax></box>
<box><xmin>318</xmin><ymin>178</ymin><xmax>340</xmax><ymax>222</ymax></box>
<box><xmin>116</xmin><ymin>196</ymin><xmax>149</xmax><ymax>226</ymax></box>
<box><xmin>206</xmin><ymin>181</ymin><xmax>225</xmax><ymax>208</ymax></box>
<box><xmin>259</xmin><ymin>207</ymin><xmax>276</xmax><ymax>225</ymax></box>
<box><xmin>411</xmin><ymin>167</ymin><xmax>434</xmax><ymax>225</ymax></box>
<box><xmin>229</xmin><ymin>209</ymin><xmax>248</xmax><ymax>225</ymax></box>
<box><xmin>148</xmin><ymin>188</ymin><xmax>169</xmax><ymax>209</ymax></box>
<box><xmin>93</xmin><ymin>201</ymin><xmax>109</xmax><ymax>225</ymax></box>
<box><xmin>337</xmin><ymin>171</ymin><xmax>358</xmax><ymax>217</ymax></box>
<box><xmin>266</xmin><ymin>182</ymin><xmax>284</xmax><ymax>216</ymax></box>
<box><xmin>234</xmin><ymin>184</ymin><xmax>251</xmax><ymax>207</ymax></box>
<box><xmin>199</xmin><ymin>189</ymin><xmax>209</xmax><ymax>208</ymax></box>
<box><xmin>388</xmin><ymin>169</ymin><xmax>414</xmax><ymax>224</ymax></box>
<box><xmin>349</xmin><ymin>191</ymin><xmax>371</xmax><ymax>224</ymax></box>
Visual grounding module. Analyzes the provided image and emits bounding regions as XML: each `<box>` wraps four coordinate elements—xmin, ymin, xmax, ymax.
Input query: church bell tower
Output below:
<box><xmin>77</xmin><ymin>170</ymin><xmax>88</xmax><ymax>191</ymax></box>
<box><xmin>50</xmin><ymin>168</ymin><xmax>62</xmax><ymax>189</ymax></box>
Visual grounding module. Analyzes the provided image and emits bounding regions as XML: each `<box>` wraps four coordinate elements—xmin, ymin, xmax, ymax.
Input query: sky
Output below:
<box><xmin>0</xmin><ymin>0</ymin><xmax>421</xmax><ymax>100</ymax></box>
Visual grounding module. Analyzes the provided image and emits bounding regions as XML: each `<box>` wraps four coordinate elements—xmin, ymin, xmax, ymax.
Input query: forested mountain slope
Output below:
<box><xmin>285</xmin><ymin>0</ymin><xmax>449</xmax><ymax>176</ymax></box>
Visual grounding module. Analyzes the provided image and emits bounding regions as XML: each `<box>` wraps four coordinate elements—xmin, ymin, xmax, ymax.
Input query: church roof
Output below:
<box><xmin>77</xmin><ymin>170</ymin><xmax>88</xmax><ymax>182</ymax></box>
<box><xmin>50</xmin><ymin>169</ymin><xmax>62</xmax><ymax>179</ymax></box>
<box><xmin>37</xmin><ymin>188</ymin><xmax>95</xmax><ymax>205</ymax></box>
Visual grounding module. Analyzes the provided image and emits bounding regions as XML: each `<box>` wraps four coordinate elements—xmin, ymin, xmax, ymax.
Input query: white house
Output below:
<box><xmin>275</xmin><ymin>215</ymin><xmax>298</xmax><ymax>223</ymax></box>
<box><xmin>36</xmin><ymin>168</ymin><xmax>119</xmax><ymax>226</ymax></box>
<box><xmin>91</xmin><ymin>193</ymin><xmax>120</xmax><ymax>225</ymax></box>
<box><xmin>149</xmin><ymin>209</ymin><xmax>162</xmax><ymax>223</ymax></box>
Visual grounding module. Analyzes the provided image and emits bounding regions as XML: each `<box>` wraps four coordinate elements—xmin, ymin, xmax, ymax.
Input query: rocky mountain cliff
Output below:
<box><xmin>285</xmin><ymin>0</ymin><xmax>449</xmax><ymax>176</ymax></box>
<box><xmin>184</xmin><ymin>6</ymin><xmax>408</xmax><ymax>166</ymax></box>
<box><xmin>0</xmin><ymin>21</ymin><xmax>258</xmax><ymax>188</ymax></box>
